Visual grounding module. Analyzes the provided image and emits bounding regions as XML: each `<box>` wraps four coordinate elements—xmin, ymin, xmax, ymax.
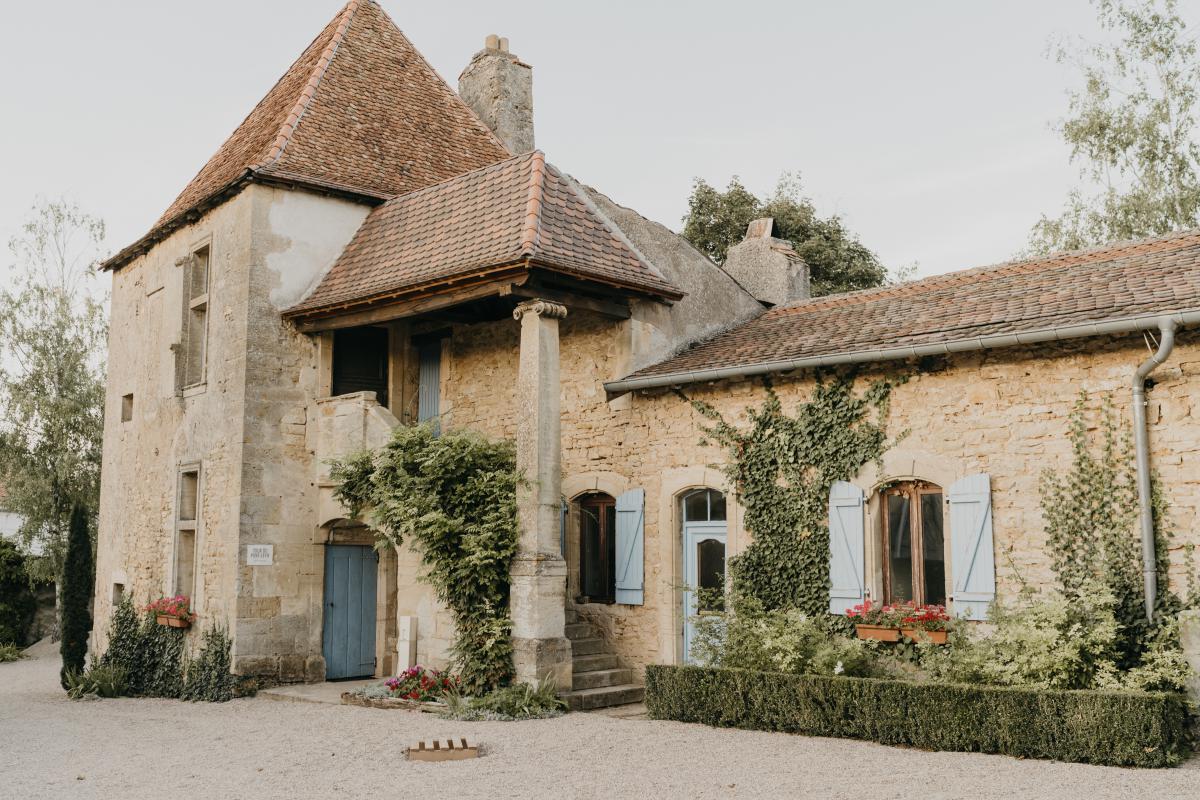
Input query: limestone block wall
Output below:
<box><xmin>93</xmin><ymin>191</ymin><xmax>255</xmax><ymax>653</ymax></box>
<box><xmin>435</xmin><ymin>311</ymin><xmax>1200</xmax><ymax>676</ymax></box>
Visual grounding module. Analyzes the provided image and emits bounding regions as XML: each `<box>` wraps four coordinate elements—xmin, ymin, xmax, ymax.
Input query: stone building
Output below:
<box><xmin>94</xmin><ymin>0</ymin><xmax>1200</xmax><ymax>708</ymax></box>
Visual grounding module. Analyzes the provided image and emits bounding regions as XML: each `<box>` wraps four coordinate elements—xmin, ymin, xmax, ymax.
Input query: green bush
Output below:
<box><xmin>0</xmin><ymin>642</ymin><xmax>25</xmax><ymax>662</ymax></box>
<box><xmin>59</xmin><ymin>505</ymin><xmax>94</xmax><ymax>688</ymax></box>
<box><xmin>64</xmin><ymin>663</ymin><xmax>128</xmax><ymax>700</ymax></box>
<box><xmin>441</xmin><ymin>678</ymin><xmax>567</xmax><ymax>721</ymax></box>
<box><xmin>182</xmin><ymin>625</ymin><xmax>234</xmax><ymax>702</ymax></box>
<box><xmin>646</xmin><ymin>664</ymin><xmax>1193</xmax><ymax>768</ymax></box>
<box><xmin>0</xmin><ymin>538</ymin><xmax>36</xmax><ymax>647</ymax></box>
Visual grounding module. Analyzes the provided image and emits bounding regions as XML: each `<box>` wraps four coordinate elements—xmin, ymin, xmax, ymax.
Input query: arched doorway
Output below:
<box><xmin>681</xmin><ymin>488</ymin><xmax>727</xmax><ymax>662</ymax></box>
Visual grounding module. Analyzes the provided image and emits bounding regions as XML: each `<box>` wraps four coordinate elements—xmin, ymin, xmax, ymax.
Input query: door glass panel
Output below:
<box><xmin>696</xmin><ymin>538</ymin><xmax>725</xmax><ymax>612</ymax></box>
<box><xmin>684</xmin><ymin>491</ymin><xmax>708</xmax><ymax>522</ymax></box>
<box><xmin>581</xmin><ymin>504</ymin><xmax>604</xmax><ymax>599</ymax></box>
<box><xmin>921</xmin><ymin>493</ymin><xmax>946</xmax><ymax>605</ymax></box>
<box><xmin>887</xmin><ymin>494</ymin><xmax>914</xmax><ymax>603</ymax></box>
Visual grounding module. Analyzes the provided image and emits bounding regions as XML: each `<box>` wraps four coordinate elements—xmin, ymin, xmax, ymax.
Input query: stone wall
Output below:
<box><xmin>433</xmin><ymin>310</ymin><xmax>1200</xmax><ymax>676</ymax></box>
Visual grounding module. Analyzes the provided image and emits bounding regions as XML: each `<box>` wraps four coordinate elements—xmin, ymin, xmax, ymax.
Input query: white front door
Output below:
<box><xmin>682</xmin><ymin>521</ymin><xmax>727</xmax><ymax>663</ymax></box>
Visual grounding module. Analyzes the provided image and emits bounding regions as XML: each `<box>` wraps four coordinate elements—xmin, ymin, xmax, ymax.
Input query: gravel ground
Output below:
<box><xmin>2</xmin><ymin>644</ymin><xmax>1198</xmax><ymax>800</ymax></box>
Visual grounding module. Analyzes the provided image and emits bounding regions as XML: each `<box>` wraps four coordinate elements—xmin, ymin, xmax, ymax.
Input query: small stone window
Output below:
<box><xmin>112</xmin><ymin>583</ymin><xmax>125</xmax><ymax>606</ymax></box>
<box><xmin>178</xmin><ymin>244</ymin><xmax>210</xmax><ymax>390</ymax></box>
<box><xmin>121</xmin><ymin>393</ymin><xmax>134</xmax><ymax>423</ymax></box>
<box><xmin>174</xmin><ymin>466</ymin><xmax>200</xmax><ymax>599</ymax></box>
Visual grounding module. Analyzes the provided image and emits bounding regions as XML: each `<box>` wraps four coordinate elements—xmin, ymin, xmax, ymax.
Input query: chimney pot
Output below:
<box><xmin>745</xmin><ymin>218</ymin><xmax>776</xmax><ymax>239</ymax></box>
<box><xmin>485</xmin><ymin>34</ymin><xmax>500</xmax><ymax>50</ymax></box>
<box><xmin>499</xmin><ymin>36</ymin><xmax>510</xmax><ymax>53</ymax></box>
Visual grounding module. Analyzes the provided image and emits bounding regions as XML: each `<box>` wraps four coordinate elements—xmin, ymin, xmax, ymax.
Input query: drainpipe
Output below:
<box><xmin>1133</xmin><ymin>317</ymin><xmax>1178</xmax><ymax>621</ymax></box>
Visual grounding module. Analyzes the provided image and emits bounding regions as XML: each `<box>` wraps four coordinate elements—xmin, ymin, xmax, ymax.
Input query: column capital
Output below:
<box><xmin>512</xmin><ymin>298</ymin><xmax>568</xmax><ymax>321</ymax></box>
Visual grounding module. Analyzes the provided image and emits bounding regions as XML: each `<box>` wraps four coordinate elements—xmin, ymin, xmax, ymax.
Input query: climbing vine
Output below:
<box><xmin>331</xmin><ymin>424</ymin><xmax>519</xmax><ymax>694</ymax></box>
<box><xmin>683</xmin><ymin>372</ymin><xmax>904</xmax><ymax>617</ymax></box>
<box><xmin>1039</xmin><ymin>393</ymin><xmax>1183</xmax><ymax>667</ymax></box>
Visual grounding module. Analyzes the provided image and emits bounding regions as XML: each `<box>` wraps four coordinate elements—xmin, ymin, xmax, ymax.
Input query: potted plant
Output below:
<box><xmin>847</xmin><ymin>600</ymin><xmax>904</xmax><ymax>642</ymax></box>
<box><xmin>385</xmin><ymin>665</ymin><xmax>460</xmax><ymax>703</ymax></box>
<box><xmin>899</xmin><ymin>603</ymin><xmax>951</xmax><ymax>644</ymax></box>
<box><xmin>146</xmin><ymin>595</ymin><xmax>196</xmax><ymax>629</ymax></box>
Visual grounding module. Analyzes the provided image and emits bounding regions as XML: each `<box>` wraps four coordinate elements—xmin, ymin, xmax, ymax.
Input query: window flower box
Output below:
<box><xmin>900</xmin><ymin>628</ymin><xmax>948</xmax><ymax>644</ymax></box>
<box><xmin>854</xmin><ymin>624</ymin><xmax>902</xmax><ymax>642</ymax></box>
<box><xmin>145</xmin><ymin>595</ymin><xmax>196</xmax><ymax>629</ymax></box>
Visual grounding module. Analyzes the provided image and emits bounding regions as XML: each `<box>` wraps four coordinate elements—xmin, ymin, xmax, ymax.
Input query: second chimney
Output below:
<box><xmin>458</xmin><ymin>35</ymin><xmax>534</xmax><ymax>154</ymax></box>
<box><xmin>722</xmin><ymin>218</ymin><xmax>810</xmax><ymax>307</ymax></box>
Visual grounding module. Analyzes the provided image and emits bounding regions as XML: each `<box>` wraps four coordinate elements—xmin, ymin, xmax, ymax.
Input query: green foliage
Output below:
<box><xmin>58</xmin><ymin>505</ymin><xmax>92</xmax><ymax>688</ymax></box>
<box><xmin>689</xmin><ymin>596</ymin><xmax>879</xmax><ymax>678</ymax></box>
<box><xmin>1040</xmin><ymin>394</ymin><xmax>1149</xmax><ymax>664</ymax></box>
<box><xmin>441</xmin><ymin>678</ymin><xmax>567</xmax><ymax>721</ymax></box>
<box><xmin>645</xmin><ymin>664</ymin><xmax>1193</xmax><ymax>767</ymax></box>
<box><xmin>1029</xmin><ymin>0</ymin><xmax>1200</xmax><ymax>254</ymax></box>
<box><xmin>0</xmin><ymin>642</ymin><xmax>25</xmax><ymax>662</ymax></box>
<box><xmin>64</xmin><ymin>663</ymin><xmax>128</xmax><ymax>700</ymax></box>
<box><xmin>681</xmin><ymin>174</ymin><xmax>890</xmax><ymax>296</ymax></box>
<box><xmin>331</xmin><ymin>424</ymin><xmax>520</xmax><ymax>694</ymax></box>
<box><xmin>0</xmin><ymin>199</ymin><xmax>107</xmax><ymax>584</ymax></box>
<box><xmin>686</xmin><ymin>375</ymin><xmax>901</xmax><ymax>616</ymax></box>
<box><xmin>98</xmin><ymin>597</ymin><xmax>188</xmax><ymax>700</ymax></box>
<box><xmin>182</xmin><ymin>624</ymin><xmax>235</xmax><ymax>703</ymax></box>
<box><xmin>0</xmin><ymin>537</ymin><xmax>36</xmax><ymax>646</ymax></box>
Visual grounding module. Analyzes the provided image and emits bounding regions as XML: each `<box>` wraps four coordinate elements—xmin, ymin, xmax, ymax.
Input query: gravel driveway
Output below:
<box><xmin>2</xmin><ymin>643</ymin><xmax>1198</xmax><ymax>800</ymax></box>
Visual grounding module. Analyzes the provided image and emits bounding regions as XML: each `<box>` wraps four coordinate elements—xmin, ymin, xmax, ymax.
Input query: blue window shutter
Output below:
<box><xmin>614</xmin><ymin>488</ymin><xmax>645</xmax><ymax>605</ymax></box>
<box><xmin>828</xmin><ymin>481</ymin><xmax>865</xmax><ymax>614</ymax></box>
<box><xmin>417</xmin><ymin>341</ymin><xmax>440</xmax><ymax>431</ymax></box>
<box><xmin>949</xmin><ymin>473</ymin><xmax>995</xmax><ymax>621</ymax></box>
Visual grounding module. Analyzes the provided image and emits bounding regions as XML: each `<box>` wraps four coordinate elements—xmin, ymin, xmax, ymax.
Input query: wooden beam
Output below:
<box><xmin>509</xmin><ymin>283</ymin><xmax>631</xmax><ymax>320</ymax></box>
<box><xmin>292</xmin><ymin>279</ymin><xmax>522</xmax><ymax>332</ymax></box>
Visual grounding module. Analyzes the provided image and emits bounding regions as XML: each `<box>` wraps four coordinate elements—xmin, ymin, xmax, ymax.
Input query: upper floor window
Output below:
<box><xmin>180</xmin><ymin>245</ymin><xmax>210</xmax><ymax>389</ymax></box>
<box><xmin>175</xmin><ymin>466</ymin><xmax>200</xmax><ymax>599</ymax></box>
<box><xmin>332</xmin><ymin>326</ymin><xmax>389</xmax><ymax>407</ymax></box>
<box><xmin>881</xmin><ymin>481</ymin><xmax>945</xmax><ymax>606</ymax></box>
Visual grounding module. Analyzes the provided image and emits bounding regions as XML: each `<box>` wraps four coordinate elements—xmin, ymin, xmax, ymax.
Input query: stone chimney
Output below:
<box><xmin>458</xmin><ymin>35</ymin><xmax>534</xmax><ymax>154</ymax></box>
<box><xmin>722</xmin><ymin>218</ymin><xmax>810</xmax><ymax>306</ymax></box>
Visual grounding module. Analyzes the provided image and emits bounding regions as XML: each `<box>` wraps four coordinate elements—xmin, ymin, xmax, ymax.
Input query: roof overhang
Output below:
<box><xmin>603</xmin><ymin>308</ymin><xmax>1200</xmax><ymax>399</ymax></box>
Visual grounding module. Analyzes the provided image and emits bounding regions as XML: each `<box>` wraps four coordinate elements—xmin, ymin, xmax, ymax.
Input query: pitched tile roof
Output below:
<box><xmin>616</xmin><ymin>228</ymin><xmax>1200</xmax><ymax>387</ymax></box>
<box><xmin>103</xmin><ymin>0</ymin><xmax>509</xmax><ymax>271</ymax></box>
<box><xmin>286</xmin><ymin>151</ymin><xmax>682</xmax><ymax>318</ymax></box>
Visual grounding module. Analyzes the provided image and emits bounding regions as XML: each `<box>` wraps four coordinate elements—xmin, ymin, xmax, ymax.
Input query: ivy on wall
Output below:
<box><xmin>331</xmin><ymin>424</ymin><xmax>519</xmax><ymax>694</ymax></box>
<box><xmin>683</xmin><ymin>373</ymin><xmax>903</xmax><ymax>617</ymax></box>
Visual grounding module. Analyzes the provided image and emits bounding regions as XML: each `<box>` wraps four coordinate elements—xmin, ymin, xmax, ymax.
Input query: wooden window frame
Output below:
<box><xmin>178</xmin><ymin>241</ymin><xmax>211</xmax><ymax>392</ymax></box>
<box><xmin>174</xmin><ymin>464</ymin><xmax>201</xmax><ymax>600</ymax></box>
<box><xmin>880</xmin><ymin>480</ymin><xmax>944</xmax><ymax>606</ymax></box>
<box><xmin>577</xmin><ymin>493</ymin><xmax>616</xmax><ymax>605</ymax></box>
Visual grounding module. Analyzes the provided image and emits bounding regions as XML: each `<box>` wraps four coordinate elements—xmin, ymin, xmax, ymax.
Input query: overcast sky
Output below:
<box><xmin>0</xmin><ymin>0</ymin><xmax>1156</xmax><ymax>283</ymax></box>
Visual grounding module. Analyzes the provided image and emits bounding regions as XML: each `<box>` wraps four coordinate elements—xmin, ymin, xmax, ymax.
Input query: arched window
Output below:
<box><xmin>881</xmin><ymin>481</ymin><xmax>946</xmax><ymax>605</ymax></box>
<box><xmin>682</xmin><ymin>488</ymin><xmax>726</xmax><ymax>523</ymax></box>
<box><xmin>578</xmin><ymin>493</ymin><xmax>616</xmax><ymax>604</ymax></box>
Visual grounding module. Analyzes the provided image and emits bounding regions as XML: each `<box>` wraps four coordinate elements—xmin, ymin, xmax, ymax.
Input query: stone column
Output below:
<box><xmin>510</xmin><ymin>299</ymin><xmax>572</xmax><ymax>688</ymax></box>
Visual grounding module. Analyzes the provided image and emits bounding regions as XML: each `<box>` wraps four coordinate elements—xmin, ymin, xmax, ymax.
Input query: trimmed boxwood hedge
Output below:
<box><xmin>645</xmin><ymin>664</ymin><xmax>1193</xmax><ymax>768</ymax></box>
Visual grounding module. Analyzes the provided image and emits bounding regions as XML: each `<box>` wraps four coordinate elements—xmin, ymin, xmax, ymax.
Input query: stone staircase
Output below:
<box><xmin>560</xmin><ymin>609</ymin><xmax>644</xmax><ymax>711</ymax></box>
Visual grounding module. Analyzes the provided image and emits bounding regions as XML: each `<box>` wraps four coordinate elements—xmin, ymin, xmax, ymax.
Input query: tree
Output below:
<box><xmin>681</xmin><ymin>173</ymin><xmax>889</xmax><ymax>296</ymax></box>
<box><xmin>0</xmin><ymin>199</ymin><xmax>107</xmax><ymax>584</ymax></box>
<box><xmin>59</xmin><ymin>504</ymin><xmax>93</xmax><ymax>687</ymax></box>
<box><xmin>0</xmin><ymin>538</ymin><xmax>36</xmax><ymax>645</ymax></box>
<box><xmin>1028</xmin><ymin>0</ymin><xmax>1200</xmax><ymax>254</ymax></box>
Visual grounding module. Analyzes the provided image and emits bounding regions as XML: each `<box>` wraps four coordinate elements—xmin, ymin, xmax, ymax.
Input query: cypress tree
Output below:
<box><xmin>59</xmin><ymin>504</ymin><xmax>93</xmax><ymax>688</ymax></box>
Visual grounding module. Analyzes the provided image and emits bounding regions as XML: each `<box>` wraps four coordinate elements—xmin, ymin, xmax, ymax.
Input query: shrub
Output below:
<box><xmin>58</xmin><ymin>504</ymin><xmax>93</xmax><ymax>688</ymax></box>
<box><xmin>646</xmin><ymin>664</ymin><xmax>1193</xmax><ymax>768</ymax></box>
<box><xmin>64</xmin><ymin>663</ymin><xmax>128</xmax><ymax>700</ymax></box>
<box><xmin>441</xmin><ymin>678</ymin><xmax>567</xmax><ymax>721</ymax></box>
<box><xmin>0</xmin><ymin>538</ymin><xmax>36</xmax><ymax>647</ymax></box>
<box><xmin>0</xmin><ymin>642</ymin><xmax>25</xmax><ymax>662</ymax></box>
<box><xmin>383</xmin><ymin>665</ymin><xmax>459</xmax><ymax>702</ymax></box>
<box><xmin>181</xmin><ymin>624</ymin><xmax>234</xmax><ymax>702</ymax></box>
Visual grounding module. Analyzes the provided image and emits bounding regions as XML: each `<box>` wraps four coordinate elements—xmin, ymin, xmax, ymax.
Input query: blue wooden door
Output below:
<box><xmin>322</xmin><ymin>545</ymin><xmax>378</xmax><ymax>679</ymax></box>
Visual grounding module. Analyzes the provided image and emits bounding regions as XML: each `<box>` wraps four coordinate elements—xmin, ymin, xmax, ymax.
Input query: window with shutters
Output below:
<box><xmin>578</xmin><ymin>493</ymin><xmax>616</xmax><ymax>604</ymax></box>
<box><xmin>880</xmin><ymin>480</ymin><xmax>946</xmax><ymax>606</ymax></box>
<box><xmin>174</xmin><ymin>466</ymin><xmax>200</xmax><ymax>599</ymax></box>
<box><xmin>179</xmin><ymin>244</ymin><xmax>210</xmax><ymax>390</ymax></box>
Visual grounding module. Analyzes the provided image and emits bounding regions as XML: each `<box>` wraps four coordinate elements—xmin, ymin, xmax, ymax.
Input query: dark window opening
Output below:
<box><xmin>882</xmin><ymin>481</ymin><xmax>945</xmax><ymax>606</ymax></box>
<box><xmin>332</xmin><ymin>326</ymin><xmax>389</xmax><ymax>408</ymax></box>
<box><xmin>578</xmin><ymin>493</ymin><xmax>616</xmax><ymax>604</ymax></box>
<box><xmin>121</xmin><ymin>393</ymin><xmax>134</xmax><ymax>422</ymax></box>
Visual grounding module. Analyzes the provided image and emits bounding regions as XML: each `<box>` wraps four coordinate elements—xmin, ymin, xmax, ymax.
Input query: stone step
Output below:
<box><xmin>573</xmin><ymin>653</ymin><xmax>619</xmax><ymax>673</ymax></box>
<box><xmin>572</xmin><ymin>667</ymin><xmax>632</xmax><ymax>691</ymax></box>
<box><xmin>563</xmin><ymin>683</ymin><xmax>645</xmax><ymax>711</ymax></box>
<box><xmin>565</xmin><ymin>607</ymin><xmax>579</xmax><ymax>624</ymax></box>
<box><xmin>570</xmin><ymin>637</ymin><xmax>606</xmax><ymax>656</ymax></box>
<box><xmin>564</xmin><ymin>622</ymin><xmax>596</xmax><ymax>641</ymax></box>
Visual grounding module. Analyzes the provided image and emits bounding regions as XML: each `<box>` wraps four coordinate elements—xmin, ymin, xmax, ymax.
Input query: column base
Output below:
<box><xmin>512</xmin><ymin>635</ymin><xmax>573</xmax><ymax>689</ymax></box>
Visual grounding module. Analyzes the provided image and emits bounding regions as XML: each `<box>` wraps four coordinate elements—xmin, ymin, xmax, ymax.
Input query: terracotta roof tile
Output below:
<box><xmin>286</xmin><ymin>151</ymin><xmax>681</xmax><ymax>317</ymax></box>
<box><xmin>104</xmin><ymin>0</ymin><xmax>509</xmax><ymax>271</ymax></box>
<box><xmin>621</xmin><ymin>228</ymin><xmax>1200</xmax><ymax>383</ymax></box>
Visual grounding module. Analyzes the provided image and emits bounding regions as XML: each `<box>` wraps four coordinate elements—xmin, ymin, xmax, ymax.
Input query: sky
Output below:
<box><xmin>0</xmin><ymin>0</ymin><xmax>1142</xmax><ymax>284</ymax></box>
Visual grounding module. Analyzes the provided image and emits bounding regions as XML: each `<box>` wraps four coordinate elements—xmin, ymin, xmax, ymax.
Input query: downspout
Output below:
<box><xmin>1133</xmin><ymin>317</ymin><xmax>1178</xmax><ymax>621</ymax></box>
